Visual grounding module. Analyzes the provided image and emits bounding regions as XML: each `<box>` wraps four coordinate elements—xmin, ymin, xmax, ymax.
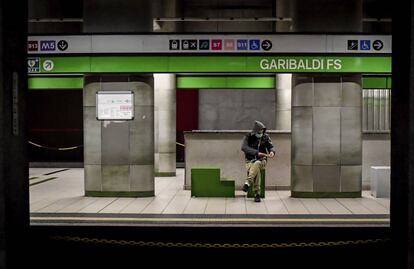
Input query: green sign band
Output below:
<box><xmin>28</xmin><ymin>77</ymin><xmax>84</xmax><ymax>89</ymax></box>
<box><xmin>177</xmin><ymin>76</ymin><xmax>275</xmax><ymax>89</ymax></box>
<box><xmin>27</xmin><ymin>75</ymin><xmax>392</xmax><ymax>90</ymax></box>
<box><xmin>362</xmin><ymin>77</ymin><xmax>392</xmax><ymax>89</ymax></box>
<box><xmin>28</xmin><ymin>56</ymin><xmax>391</xmax><ymax>74</ymax></box>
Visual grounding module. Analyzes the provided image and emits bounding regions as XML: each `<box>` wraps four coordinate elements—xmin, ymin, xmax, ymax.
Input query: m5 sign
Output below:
<box><xmin>40</xmin><ymin>40</ymin><xmax>56</xmax><ymax>51</ymax></box>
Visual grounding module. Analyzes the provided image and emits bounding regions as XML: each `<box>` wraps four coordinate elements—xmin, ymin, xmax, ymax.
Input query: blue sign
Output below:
<box><xmin>40</xmin><ymin>40</ymin><xmax>56</xmax><ymax>51</ymax></box>
<box><xmin>249</xmin><ymin>40</ymin><xmax>260</xmax><ymax>50</ymax></box>
<box><xmin>237</xmin><ymin>40</ymin><xmax>248</xmax><ymax>50</ymax></box>
<box><xmin>360</xmin><ymin>40</ymin><xmax>371</xmax><ymax>50</ymax></box>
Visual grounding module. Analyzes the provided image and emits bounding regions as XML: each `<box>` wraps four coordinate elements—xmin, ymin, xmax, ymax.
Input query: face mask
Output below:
<box><xmin>255</xmin><ymin>133</ymin><xmax>263</xmax><ymax>138</ymax></box>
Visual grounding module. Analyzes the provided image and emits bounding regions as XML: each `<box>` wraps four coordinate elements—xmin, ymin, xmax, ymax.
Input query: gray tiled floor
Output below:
<box><xmin>29</xmin><ymin>168</ymin><xmax>390</xmax><ymax>216</ymax></box>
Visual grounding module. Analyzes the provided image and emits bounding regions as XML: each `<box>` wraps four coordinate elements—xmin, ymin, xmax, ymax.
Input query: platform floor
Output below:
<box><xmin>29</xmin><ymin>168</ymin><xmax>390</xmax><ymax>227</ymax></box>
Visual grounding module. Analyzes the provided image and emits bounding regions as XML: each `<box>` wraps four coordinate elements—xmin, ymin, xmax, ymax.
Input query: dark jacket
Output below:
<box><xmin>241</xmin><ymin>121</ymin><xmax>275</xmax><ymax>161</ymax></box>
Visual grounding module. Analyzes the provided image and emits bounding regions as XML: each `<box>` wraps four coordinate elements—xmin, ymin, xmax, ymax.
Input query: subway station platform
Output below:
<box><xmin>29</xmin><ymin>168</ymin><xmax>390</xmax><ymax>227</ymax></box>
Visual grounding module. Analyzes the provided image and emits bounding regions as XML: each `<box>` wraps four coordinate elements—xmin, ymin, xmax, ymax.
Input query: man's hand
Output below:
<box><xmin>258</xmin><ymin>152</ymin><xmax>267</xmax><ymax>158</ymax></box>
<box><xmin>268</xmin><ymin>152</ymin><xmax>275</xmax><ymax>158</ymax></box>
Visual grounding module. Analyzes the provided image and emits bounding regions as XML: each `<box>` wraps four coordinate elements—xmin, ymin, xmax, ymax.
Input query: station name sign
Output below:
<box><xmin>27</xmin><ymin>35</ymin><xmax>391</xmax><ymax>54</ymax></box>
<box><xmin>260</xmin><ymin>58</ymin><xmax>342</xmax><ymax>71</ymax></box>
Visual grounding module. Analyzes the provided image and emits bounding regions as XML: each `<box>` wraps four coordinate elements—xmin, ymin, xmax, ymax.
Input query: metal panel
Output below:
<box><xmin>292</xmin><ymin>107</ymin><xmax>313</xmax><ymax>165</ymax></box>
<box><xmin>102</xmin><ymin>165</ymin><xmax>130</xmax><ymax>192</ymax></box>
<box><xmin>291</xmin><ymin>165</ymin><xmax>313</xmax><ymax>192</ymax></box>
<box><xmin>313</xmin><ymin>165</ymin><xmax>341</xmax><ymax>192</ymax></box>
<box><xmin>101</xmin><ymin>121</ymin><xmax>130</xmax><ymax>165</ymax></box>
<box><xmin>373</xmin><ymin>89</ymin><xmax>379</xmax><ymax>130</ymax></box>
<box><xmin>292</xmin><ymin>81</ymin><xmax>313</xmax><ymax>107</ymax></box>
<box><xmin>342</xmin><ymin>82</ymin><xmax>361</xmax><ymax>107</ymax></box>
<box><xmin>130</xmin><ymin>106</ymin><xmax>154</xmax><ymax>165</ymax></box>
<box><xmin>83</xmin><ymin>107</ymin><xmax>101</xmax><ymax>165</ymax></box>
<box><xmin>130</xmin><ymin>165</ymin><xmax>154</xmax><ymax>192</ymax></box>
<box><xmin>362</xmin><ymin>90</ymin><xmax>368</xmax><ymax>131</ymax></box>
<box><xmin>313</xmin><ymin>107</ymin><xmax>341</xmax><ymax>165</ymax></box>
<box><xmin>341</xmin><ymin>108</ymin><xmax>362</xmax><ymax>164</ymax></box>
<box><xmin>314</xmin><ymin>82</ymin><xmax>342</xmax><ymax>107</ymax></box>
<box><xmin>384</xmin><ymin>89</ymin><xmax>390</xmax><ymax>130</ymax></box>
<box><xmin>367</xmin><ymin>89</ymin><xmax>374</xmax><ymax>130</ymax></box>
<box><xmin>340</xmin><ymin>165</ymin><xmax>362</xmax><ymax>192</ymax></box>
<box><xmin>389</xmin><ymin>89</ymin><xmax>392</xmax><ymax>129</ymax></box>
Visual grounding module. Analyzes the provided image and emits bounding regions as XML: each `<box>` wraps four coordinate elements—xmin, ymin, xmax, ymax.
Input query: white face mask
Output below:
<box><xmin>255</xmin><ymin>133</ymin><xmax>263</xmax><ymax>138</ymax></box>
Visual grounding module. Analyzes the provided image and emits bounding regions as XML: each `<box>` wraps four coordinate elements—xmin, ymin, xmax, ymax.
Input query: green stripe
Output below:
<box><xmin>291</xmin><ymin>191</ymin><xmax>361</xmax><ymax>198</ymax></box>
<box><xmin>28</xmin><ymin>77</ymin><xmax>84</xmax><ymax>89</ymax></box>
<box><xmin>177</xmin><ymin>76</ymin><xmax>275</xmax><ymax>89</ymax></box>
<box><xmin>362</xmin><ymin>77</ymin><xmax>389</xmax><ymax>89</ymax></box>
<box><xmin>31</xmin><ymin>56</ymin><xmax>392</xmax><ymax>74</ymax></box>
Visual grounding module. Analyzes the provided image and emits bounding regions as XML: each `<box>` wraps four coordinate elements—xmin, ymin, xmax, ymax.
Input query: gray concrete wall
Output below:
<box><xmin>83</xmin><ymin>75</ymin><xmax>154</xmax><ymax>196</ymax></box>
<box><xmin>182</xmin><ymin>0</ymin><xmax>274</xmax><ymax>32</ymax></box>
<box><xmin>198</xmin><ymin>89</ymin><xmax>276</xmax><ymax>130</ymax></box>
<box><xmin>292</xmin><ymin>0</ymin><xmax>362</xmax><ymax>32</ymax></box>
<box><xmin>184</xmin><ymin>132</ymin><xmax>389</xmax><ymax>190</ymax></box>
<box><xmin>184</xmin><ymin>131</ymin><xmax>291</xmax><ymax>190</ymax></box>
<box><xmin>83</xmin><ymin>0</ymin><xmax>153</xmax><ymax>32</ymax></box>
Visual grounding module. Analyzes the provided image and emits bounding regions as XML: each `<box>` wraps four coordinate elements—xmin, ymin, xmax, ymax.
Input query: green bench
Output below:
<box><xmin>191</xmin><ymin>167</ymin><xmax>235</xmax><ymax>197</ymax></box>
<box><xmin>247</xmin><ymin>169</ymin><xmax>265</xmax><ymax>198</ymax></box>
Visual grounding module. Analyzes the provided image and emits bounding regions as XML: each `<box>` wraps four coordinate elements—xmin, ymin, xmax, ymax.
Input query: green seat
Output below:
<box><xmin>247</xmin><ymin>169</ymin><xmax>265</xmax><ymax>198</ymax></box>
<box><xmin>191</xmin><ymin>167</ymin><xmax>235</xmax><ymax>198</ymax></box>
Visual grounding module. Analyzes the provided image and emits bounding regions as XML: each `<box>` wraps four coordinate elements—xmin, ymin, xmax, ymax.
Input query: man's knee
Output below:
<box><xmin>253</xmin><ymin>160</ymin><xmax>262</xmax><ymax>167</ymax></box>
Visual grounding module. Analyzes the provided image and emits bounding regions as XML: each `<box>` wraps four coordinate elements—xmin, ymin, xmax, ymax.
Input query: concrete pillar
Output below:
<box><xmin>83</xmin><ymin>75</ymin><xmax>154</xmax><ymax>197</ymax></box>
<box><xmin>154</xmin><ymin>74</ymin><xmax>176</xmax><ymax>176</ymax></box>
<box><xmin>275</xmin><ymin>1</ymin><xmax>293</xmax><ymax>132</ymax></box>
<box><xmin>0</xmin><ymin>1</ymin><xmax>29</xmax><ymax>268</ymax></box>
<box><xmin>291</xmin><ymin>0</ymin><xmax>362</xmax><ymax>198</ymax></box>
<box><xmin>275</xmin><ymin>74</ymin><xmax>292</xmax><ymax>131</ymax></box>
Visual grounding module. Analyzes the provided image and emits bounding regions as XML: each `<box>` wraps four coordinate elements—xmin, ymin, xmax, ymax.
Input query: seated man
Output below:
<box><xmin>241</xmin><ymin>120</ymin><xmax>275</xmax><ymax>202</ymax></box>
